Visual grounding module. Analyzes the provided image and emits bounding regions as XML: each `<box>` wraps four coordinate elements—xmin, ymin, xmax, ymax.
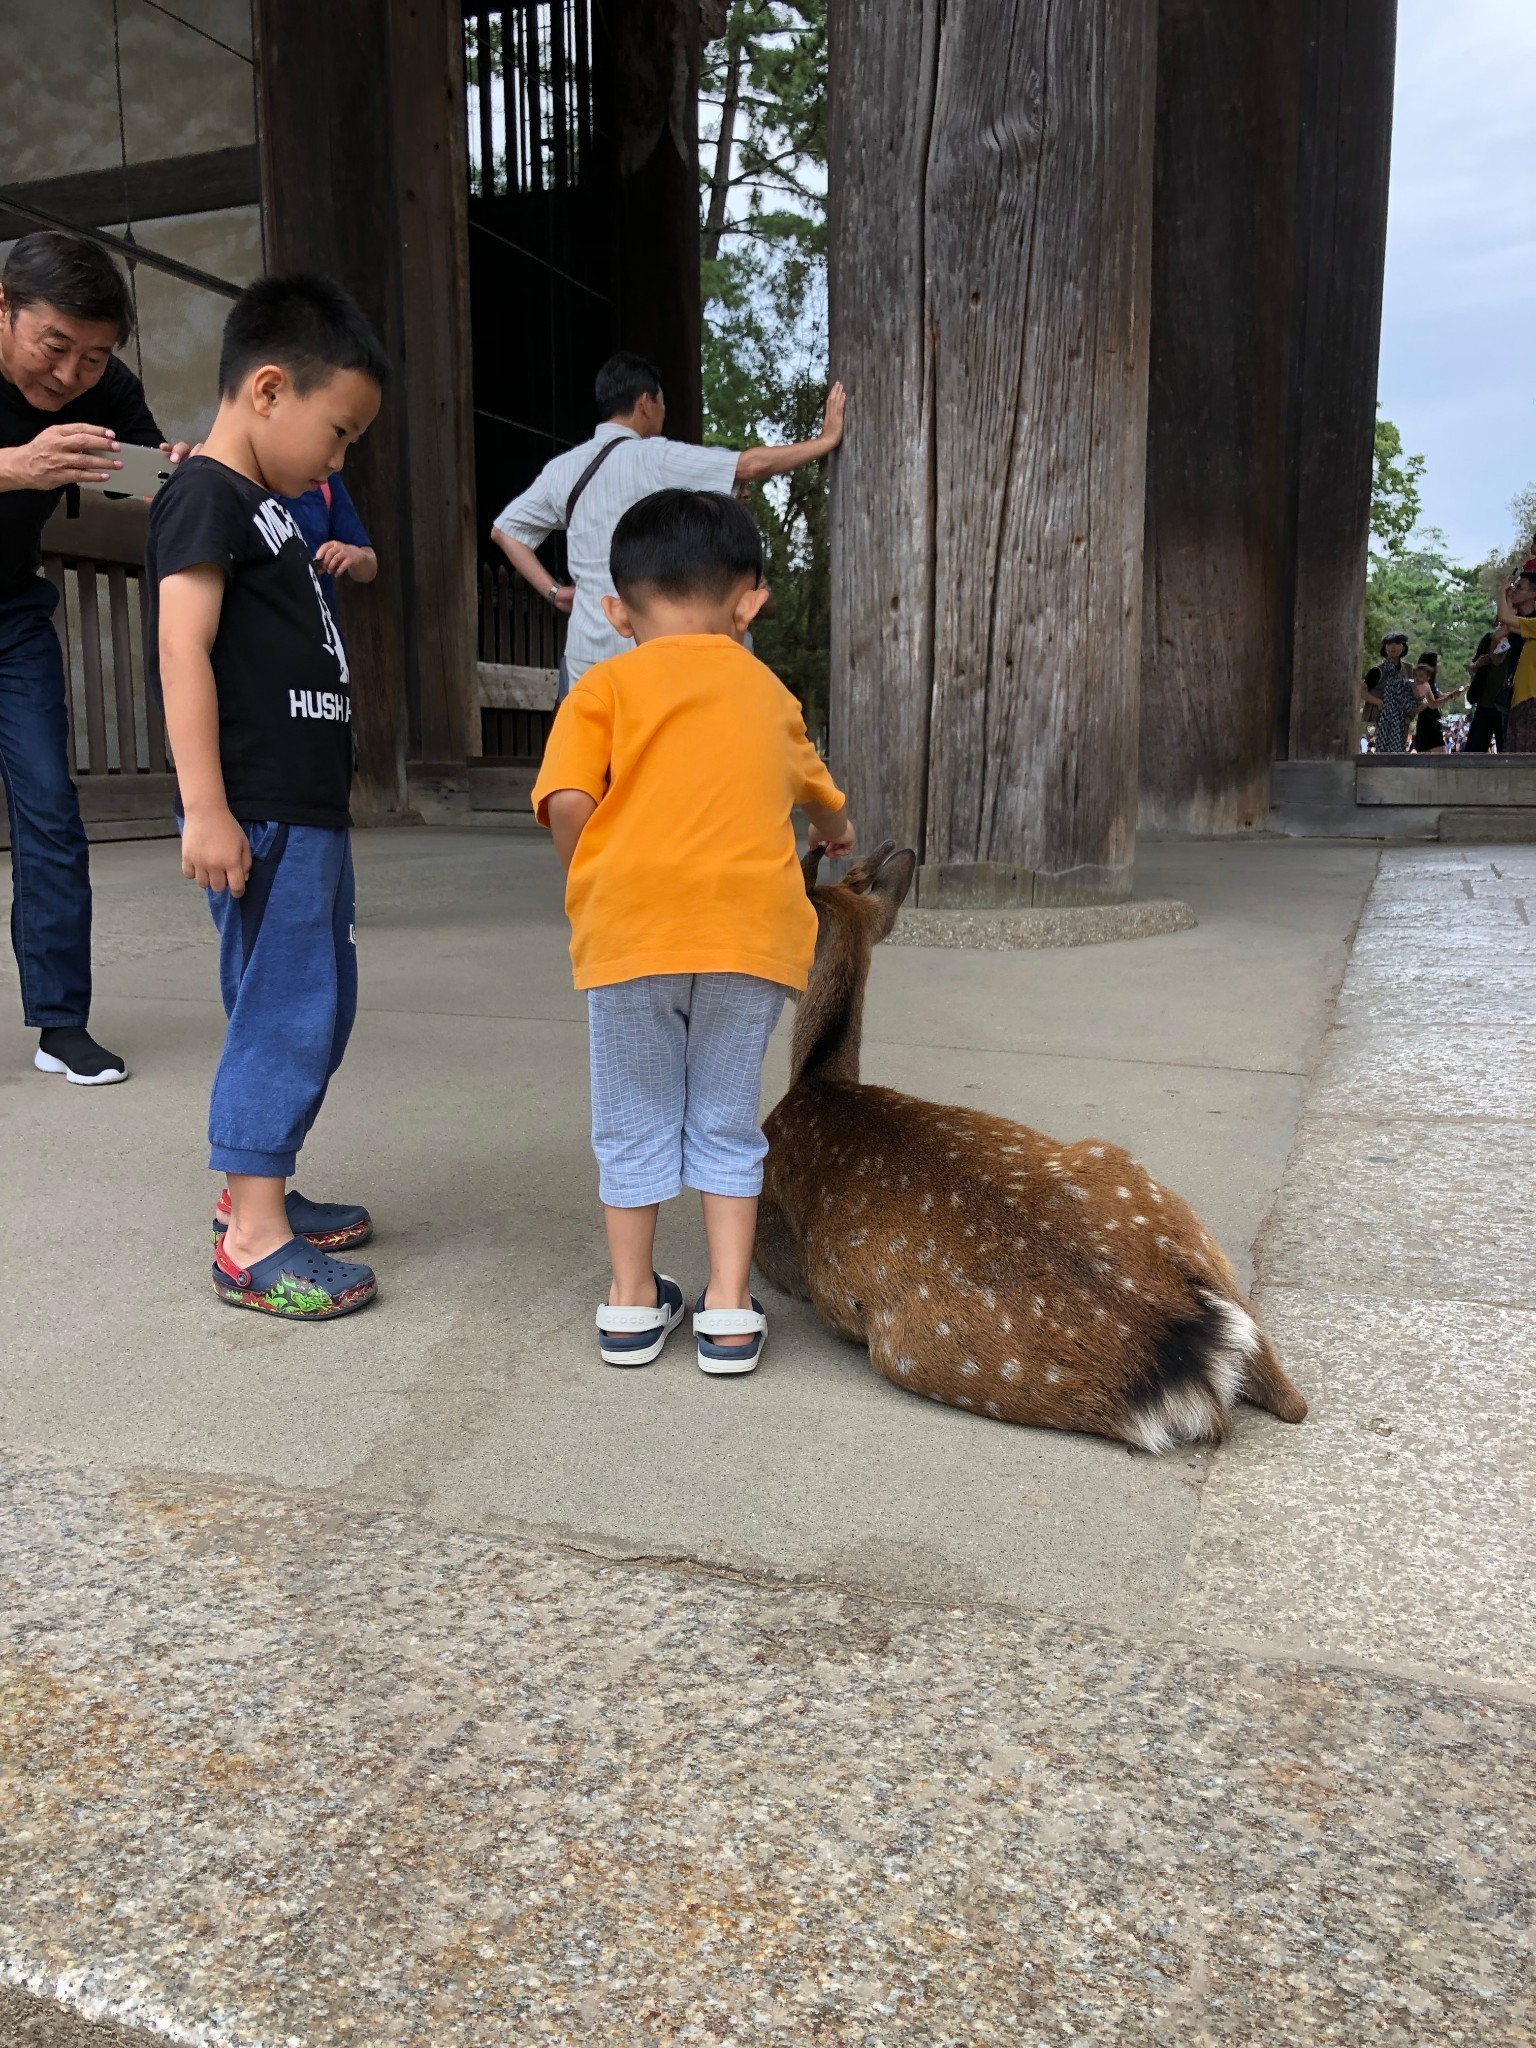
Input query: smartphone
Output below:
<box><xmin>80</xmin><ymin>442</ymin><xmax>175</xmax><ymax>501</ymax></box>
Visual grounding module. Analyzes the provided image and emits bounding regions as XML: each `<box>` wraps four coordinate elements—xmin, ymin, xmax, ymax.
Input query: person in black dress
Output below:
<box><xmin>1362</xmin><ymin>632</ymin><xmax>1415</xmax><ymax>752</ymax></box>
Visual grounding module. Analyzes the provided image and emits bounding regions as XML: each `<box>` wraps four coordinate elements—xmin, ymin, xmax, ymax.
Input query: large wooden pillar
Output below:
<box><xmin>254</xmin><ymin>0</ymin><xmax>477</xmax><ymax>812</ymax></box>
<box><xmin>1283</xmin><ymin>0</ymin><xmax>1398</xmax><ymax>761</ymax></box>
<box><xmin>830</xmin><ymin>0</ymin><xmax>1158</xmax><ymax>905</ymax></box>
<box><xmin>1139</xmin><ymin>1</ymin><xmax>1306</xmax><ymax>834</ymax></box>
<box><xmin>1140</xmin><ymin>0</ymin><xmax>1397</xmax><ymax>828</ymax></box>
<box><xmin>598</xmin><ymin>0</ymin><xmax>704</xmax><ymax>443</ymax></box>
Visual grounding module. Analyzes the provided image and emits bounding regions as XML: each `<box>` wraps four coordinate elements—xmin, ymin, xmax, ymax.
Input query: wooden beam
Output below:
<box><xmin>1283</xmin><ymin>0</ymin><xmax>1398</xmax><ymax>762</ymax></box>
<box><xmin>253</xmin><ymin>0</ymin><xmax>478</xmax><ymax>806</ymax></box>
<box><xmin>0</xmin><ymin>146</ymin><xmax>260</xmax><ymax>240</ymax></box>
<box><xmin>830</xmin><ymin>0</ymin><xmax>1157</xmax><ymax>904</ymax></box>
<box><xmin>1139</xmin><ymin>0</ymin><xmax>1307</xmax><ymax>833</ymax></box>
<box><xmin>597</xmin><ymin>0</ymin><xmax>704</xmax><ymax>442</ymax></box>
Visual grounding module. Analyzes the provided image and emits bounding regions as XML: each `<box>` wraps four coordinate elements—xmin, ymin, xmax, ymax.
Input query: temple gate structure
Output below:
<box><xmin>0</xmin><ymin>1</ymin><xmax>1399</xmax><ymax>886</ymax></box>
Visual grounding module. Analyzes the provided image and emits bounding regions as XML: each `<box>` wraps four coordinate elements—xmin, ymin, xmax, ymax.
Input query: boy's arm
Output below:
<box><xmin>158</xmin><ymin>565</ymin><xmax>253</xmax><ymax>897</ymax></box>
<box><xmin>545</xmin><ymin>788</ymin><xmax>597</xmax><ymax>870</ymax></box>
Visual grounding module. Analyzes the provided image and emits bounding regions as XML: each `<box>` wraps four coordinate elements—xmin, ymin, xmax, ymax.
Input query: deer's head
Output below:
<box><xmin>790</xmin><ymin>840</ymin><xmax>917</xmax><ymax>1086</ymax></box>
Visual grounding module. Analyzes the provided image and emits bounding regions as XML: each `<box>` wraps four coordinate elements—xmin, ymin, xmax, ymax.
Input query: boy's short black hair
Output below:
<box><xmin>610</xmin><ymin>489</ymin><xmax>763</xmax><ymax>606</ymax></box>
<box><xmin>218</xmin><ymin>273</ymin><xmax>389</xmax><ymax>399</ymax></box>
<box><xmin>595</xmin><ymin>350</ymin><xmax>662</xmax><ymax>419</ymax></box>
<box><xmin>1</xmin><ymin>232</ymin><xmax>134</xmax><ymax>344</ymax></box>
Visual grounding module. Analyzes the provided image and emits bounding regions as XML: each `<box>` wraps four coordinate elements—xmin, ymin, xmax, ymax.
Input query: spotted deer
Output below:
<box><xmin>756</xmin><ymin>844</ymin><xmax>1307</xmax><ymax>1451</ymax></box>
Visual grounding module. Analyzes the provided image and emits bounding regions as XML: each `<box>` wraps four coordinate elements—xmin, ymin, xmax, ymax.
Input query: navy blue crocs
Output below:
<box><xmin>692</xmin><ymin>1293</ymin><xmax>767</xmax><ymax>1376</ymax></box>
<box><xmin>213</xmin><ymin>1235</ymin><xmax>377</xmax><ymax>1318</ymax></box>
<box><xmin>214</xmin><ymin>1188</ymin><xmax>372</xmax><ymax>1252</ymax></box>
<box><xmin>596</xmin><ymin>1273</ymin><xmax>685</xmax><ymax>1367</ymax></box>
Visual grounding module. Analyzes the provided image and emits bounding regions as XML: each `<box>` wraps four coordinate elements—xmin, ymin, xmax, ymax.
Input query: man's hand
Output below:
<box><xmin>0</xmin><ymin>423</ymin><xmax>123</xmax><ymax>490</ymax></box>
<box><xmin>819</xmin><ymin>381</ymin><xmax>847</xmax><ymax>449</ymax></box>
<box><xmin>314</xmin><ymin>540</ymin><xmax>367</xmax><ymax>579</ymax></box>
<box><xmin>181</xmin><ymin>807</ymin><xmax>252</xmax><ymax>897</ymax></box>
<box><xmin>551</xmin><ymin>582</ymin><xmax>575</xmax><ymax>615</ymax></box>
<box><xmin>161</xmin><ymin>440</ymin><xmax>193</xmax><ymax>466</ymax></box>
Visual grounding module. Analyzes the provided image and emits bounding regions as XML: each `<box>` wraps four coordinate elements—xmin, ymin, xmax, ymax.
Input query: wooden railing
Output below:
<box><xmin>478</xmin><ymin>559</ymin><xmax>567</xmax><ymax>669</ymax></box>
<box><xmin>24</xmin><ymin>530</ymin><xmax>180</xmax><ymax>840</ymax></box>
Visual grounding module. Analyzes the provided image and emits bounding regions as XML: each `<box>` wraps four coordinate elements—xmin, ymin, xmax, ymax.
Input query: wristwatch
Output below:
<box><xmin>547</xmin><ymin>581</ymin><xmax>562</xmax><ymax>602</ymax></box>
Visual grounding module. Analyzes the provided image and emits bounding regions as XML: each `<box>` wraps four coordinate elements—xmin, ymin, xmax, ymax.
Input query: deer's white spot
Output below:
<box><xmin>956</xmin><ymin>1397</ymin><xmax>975</xmax><ymax>1410</ymax></box>
<box><xmin>1156</xmin><ymin>1234</ymin><xmax>1170</xmax><ymax>1249</ymax></box>
<box><xmin>1000</xmin><ymin>1358</ymin><xmax>1021</xmax><ymax>1381</ymax></box>
<box><xmin>958</xmin><ymin>1358</ymin><xmax>979</xmax><ymax>1377</ymax></box>
<box><xmin>1116</xmin><ymin>1186</ymin><xmax>1131</xmax><ymax>1200</ymax></box>
<box><xmin>985</xmin><ymin>1400</ymin><xmax>1002</xmax><ymax>1418</ymax></box>
<box><xmin>1066</xmin><ymin>1184</ymin><xmax>1088</xmax><ymax>1202</ymax></box>
<box><xmin>1046</xmin><ymin>1161</ymin><xmax>1062</xmax><ymax>1174</ymax></box>
<box><xmin>874</xmin><ymin>1263</ymin><xmax>887</xmax><ymax>1281</ymax></box>
<box><xmin>919</xmin><ymin>1193</ymin><xmax>934</xmax><ymax>1213</ymax></box>
<box><xmin>935</xmin><ymin>1319</ymin><xmax>950</xmax><ymax>1336</ymax></box>
<box><xmin>894</xmin><ymin>1355</ymin><xmax>914</xmax><ymax>1376</ymax></box>
<box><xmin>1104</xmin><ymin>1219</ymin><xmax>1119</xmax><ymax>1232</ymax></box>
<box><xmin>1088</xmin><ymin>1146</ymin><xmax>1105</xmax><ymax>1158</ymax></box>
<box><xmin>1121</xmin><ymin>1276</ymin><xmax>1137</xmax><ymax>1292</ymax></box>
<box><xmin>917</xmin><ymin>1282</ymin><xmax>929</xmax><ymax>1299</ymax></box>
<box><xmin>1044</xmin><ymin>1366</ymin><xmax>1062</xmax><ymax>1385</ymax></box>
<box><xmin>950</xmin><ymin>1191</ymin><xmax>964</xmax><ymax>1207</ymax></box>
<box><xmin>1150</xmin><ymin>1190</ymin><xmax>1164</xmax><ymax>1204</ymax></box>
<box><xmin>1133</xmin><ymin>1215</ymin><xmax>1148</xmax><ymax>1226</ymax></box>
<box><xmin>849</xmin><ymin>1229</ymin><xmax>867</xmax><ymax>1247</ymax></box>
<box><xmin>999</xmin><ymin>1314</ymin><xmax>1012</xmax><ymax>1333</ymax></box>
<box><xmin>887</xmin><ymin>1235</ymin><xmax>907</xmax><ymax>1254</ymax></box>
<box><xmin>964</xmin><ymin>1223</ymin><xmax>976</xmax><ymax>1238</ymax></box>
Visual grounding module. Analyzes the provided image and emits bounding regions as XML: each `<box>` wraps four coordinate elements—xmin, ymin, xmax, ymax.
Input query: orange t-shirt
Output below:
<box><xmin>531</xmin><ymin>633</ymin><xmax>846</xmax><ymax>991</ymax></box>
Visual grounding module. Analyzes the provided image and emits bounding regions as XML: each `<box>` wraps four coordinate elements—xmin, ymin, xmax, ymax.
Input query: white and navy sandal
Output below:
<box><xmin>693</xmin><ymin>1293</ymin><xmax>768</xmax><ymax>1377</ymax></box>
<box><xmin>596</xmin><ymin>1273</ymin><xmax>685</xmax><ymax>1367</ymax></box>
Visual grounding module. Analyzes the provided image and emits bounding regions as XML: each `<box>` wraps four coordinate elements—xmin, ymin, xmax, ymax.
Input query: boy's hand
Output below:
<box><xmin>181</xmin><ymin>808</ymin><xmax>253</xmax><ymax>897</ymax></box>
<box><xmin>314</xmin><ymin>540</ymin><xmax>366</xmax><ymax>578</ymax></box>
<box><xmin>819</xmin><ymin>382</ymin><xmax>847</xmax><ymax>450</ymax></box>
<box><xmin>811</xmin><ymin>813</ymin><xmax>856</xmax><ymax>858</ymax></box>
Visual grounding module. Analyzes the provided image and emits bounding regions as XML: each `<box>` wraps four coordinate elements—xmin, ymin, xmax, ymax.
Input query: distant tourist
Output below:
<box><xmin>1410</xmin><ymin>656</ymin><xmax>1451</xmax><ymax>755</ymax></box>
<box><xmin>1361</xmin><ymin>632</ymin><xmax>1415</xmax><ymax>753</ymax></box>
<box><xmin>1494</xmin><ymin>569</ymin><xmax>1536</xmax><ymax>752</ymax></box>
<box><xmin>491</xmin><ymin>351</ymin><xmax>846</xmax><ymax>697</ymax></box>
<box><xmin>1465</xmin><ymin>630</ymin><xmax>1509</xmax><ymax>753</ymax></box>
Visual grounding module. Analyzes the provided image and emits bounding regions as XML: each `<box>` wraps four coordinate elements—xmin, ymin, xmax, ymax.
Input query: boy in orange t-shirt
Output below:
<box><xmin>532</xmin><ymin>488</ymin><xmax>853</xmax><ymax>1376</ymax></box>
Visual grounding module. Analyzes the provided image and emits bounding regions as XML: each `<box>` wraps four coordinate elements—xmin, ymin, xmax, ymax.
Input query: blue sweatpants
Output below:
<box><xmin>202</xmin><ymin>821</ymin><xmax>356</xmax><ymax>1178</ymax></box>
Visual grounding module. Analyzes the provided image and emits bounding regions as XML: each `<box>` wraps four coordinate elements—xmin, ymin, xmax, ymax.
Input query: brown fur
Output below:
<box><xmin>757</xmin><ymin>843</ymin><xmax>1307</xmax><ymax>1451</ymax></box>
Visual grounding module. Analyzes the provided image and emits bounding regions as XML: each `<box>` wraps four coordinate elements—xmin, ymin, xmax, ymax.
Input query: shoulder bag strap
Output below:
<box><xmin>565</xmin><ymin>433</ymin><xmax>626</xmax><ymax>527</ymax></box>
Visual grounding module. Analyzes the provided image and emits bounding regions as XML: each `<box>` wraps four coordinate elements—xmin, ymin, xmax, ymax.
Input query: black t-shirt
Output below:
<box><xmin>146</xmin><ymin>456</ymin><xmax>354</xmax><ymax>829</ymax></box>
<box><xmin>0</xmin><ymin>353</ymin><xmax>161</xmax><ymax>602</ymax></box>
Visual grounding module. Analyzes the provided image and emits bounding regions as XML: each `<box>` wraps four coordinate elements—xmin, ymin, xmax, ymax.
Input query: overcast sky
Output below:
<box><xmin>1378</xmin><ymin>0</ymin><xmax>1532</xmax><ymax>562</ymax></box>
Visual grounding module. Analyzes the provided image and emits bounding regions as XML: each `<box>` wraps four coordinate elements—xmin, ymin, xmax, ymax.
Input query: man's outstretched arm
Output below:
<box><xmin>735</xmin><ymin>382</ymin><xmax>846</xmax><ymax>484</ymax></box>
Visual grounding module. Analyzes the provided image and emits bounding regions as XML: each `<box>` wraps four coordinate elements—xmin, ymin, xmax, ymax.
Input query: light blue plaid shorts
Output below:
<box><xmin>587</xmin><ymin>973</ymin><xmax>787</xmax><ymax>1208</ymax></box>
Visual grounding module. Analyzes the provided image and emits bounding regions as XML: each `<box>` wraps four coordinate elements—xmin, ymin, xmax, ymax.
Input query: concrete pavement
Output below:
<box><xmin>4</xmin><ymin>831</ymin><xmax>1534</xmax><ymax>2044</ymax></box>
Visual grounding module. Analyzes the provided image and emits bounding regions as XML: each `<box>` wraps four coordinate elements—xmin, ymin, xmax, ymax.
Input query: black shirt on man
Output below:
<box><xmin>146</xmin><ymin>455</ymin><xmax>354</xmax><ymax>830</ymax></box>
<box><xmin>0</xmin><ymin>352</ymin><xmax>161</xmax><ymax>602</ymax></box>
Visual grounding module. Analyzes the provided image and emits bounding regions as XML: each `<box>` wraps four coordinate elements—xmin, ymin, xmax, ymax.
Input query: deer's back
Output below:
<box><xmin>763</xmin><ymin>1078</ymin><xmax>1243</xmax><ymax>1434</ymax></box>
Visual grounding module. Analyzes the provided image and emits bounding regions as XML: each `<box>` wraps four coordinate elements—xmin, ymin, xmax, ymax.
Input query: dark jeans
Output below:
<box><xmin>1465</xmin><ymin>703</ymin><xmax>1506</xmax><ymax>753</ymax></box>
<box><xmin>0</xmin><ymin>578</ymin><xmax>92</xmax><ymax>1027</ymax></box>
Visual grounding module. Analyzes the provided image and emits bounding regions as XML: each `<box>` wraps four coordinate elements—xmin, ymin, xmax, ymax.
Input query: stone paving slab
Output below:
<box><xmin>1171</xmin><ymin>1290</ymin><xmax>1536</xmax><ymax>1686</ymax></box>
<box><xmin>3</xmin><ymin>1449</ymin><xmax>1533</xmax><ymax>2048</ymax></box>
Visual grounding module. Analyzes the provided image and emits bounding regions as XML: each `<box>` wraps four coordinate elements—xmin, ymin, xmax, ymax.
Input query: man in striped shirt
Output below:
<box><xmin>491</xmin><ymin>351</ymin><xmax>845</xmax><ymax>694</ymax></box>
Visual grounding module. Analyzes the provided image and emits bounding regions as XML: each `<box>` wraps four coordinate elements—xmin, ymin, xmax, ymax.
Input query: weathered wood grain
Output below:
<box><xmin>827</xmin><ymin>0</ymin><xmax>939</xmax><ymax>858</ymax></box>
<box><xmin>830</xmin><ymin>0</ymin><xmax>1156</xmax><ymax>902</ymax></box>
<box><xmin>1284</xmin><ymin>0</ymin><xmax>1397</xmax><ymax>762</ymax></box>
<box><xmin>1139</xmin><ymin>0</ymin><xmax>1306</xmax><ymax>833</ymax></box>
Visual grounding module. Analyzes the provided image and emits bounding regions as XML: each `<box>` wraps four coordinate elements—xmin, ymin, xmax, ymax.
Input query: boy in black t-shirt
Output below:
<box><xmin>147</xmin><ymin>275</ymin><xmax>388</xmax><ymax>1318</ymax></box>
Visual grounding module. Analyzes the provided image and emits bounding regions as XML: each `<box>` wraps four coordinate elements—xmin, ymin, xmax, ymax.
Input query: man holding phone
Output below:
<box><xmin>0</xmin><ymin>230</ymin><xmax>187</xmax><ymax>1084</ymax></box>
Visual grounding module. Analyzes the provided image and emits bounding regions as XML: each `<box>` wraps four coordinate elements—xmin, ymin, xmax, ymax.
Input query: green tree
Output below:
<box><xmin>700</xmin><ymin>3</ymin><xmax>832</xmax><ymax>735</ymax></box>
<box><xmin>1370</xmin><ymin>415</ymin><xmax>1426</xmax><ymax>558</ymax></box>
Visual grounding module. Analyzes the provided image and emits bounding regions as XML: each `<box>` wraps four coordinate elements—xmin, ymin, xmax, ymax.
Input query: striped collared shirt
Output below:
<box><xmin>494</xmin><ymin>424</ymin><xmax>739</xmax><ymax>681</ymax></box>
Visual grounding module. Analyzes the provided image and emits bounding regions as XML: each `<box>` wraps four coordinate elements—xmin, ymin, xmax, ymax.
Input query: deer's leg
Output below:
<box><xmin>753</xmin><ymin>1195</ymin><xmax>810</xmax><ymax>1301</ymax></box>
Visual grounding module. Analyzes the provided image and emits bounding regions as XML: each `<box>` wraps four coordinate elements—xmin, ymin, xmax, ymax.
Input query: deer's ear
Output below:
<box><xmin>801</xmin><ymin>842</ymin><xmax>826</xmax><ymax>891</ymax></box>
<box><xmin>869</xmin><ymin>847</ymin><xmax>918</xmax><ymax>931</ymax></box>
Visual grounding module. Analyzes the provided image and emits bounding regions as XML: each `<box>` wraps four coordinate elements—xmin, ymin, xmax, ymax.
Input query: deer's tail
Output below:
<box><xmin>1120</xmin><ymin>1290</ymin><xmax>1306</xmax><ymax>1453</ymax></box>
